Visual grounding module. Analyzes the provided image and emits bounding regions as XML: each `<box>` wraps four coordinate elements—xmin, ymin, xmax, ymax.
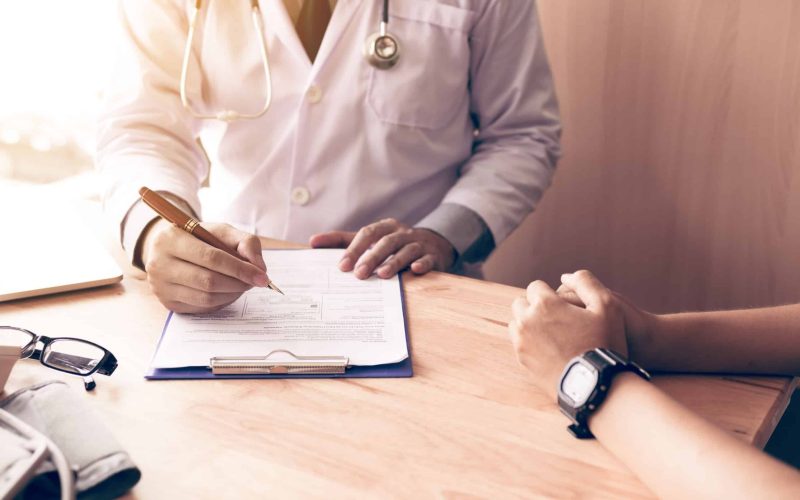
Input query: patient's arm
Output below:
<box><xmin>526</xmin><ymin>273</ymin><xmax>800</xmax><ymax>498</ymax></box>
<box><xmin>589</xmin><ymin>372</ymin><xmax>800</xmax><ymax>499</ymax></box>
<box><xmin>633</xmin><ymin>304</ymin><xmax>800</xmax><ymax>374</ymax></box>
<box><xmin>556</xmin><ymin>284</ymin><xmax>800</xmax><ymax>375</ymax></box>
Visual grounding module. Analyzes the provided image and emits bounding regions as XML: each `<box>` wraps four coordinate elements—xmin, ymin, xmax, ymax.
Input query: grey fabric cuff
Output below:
<box><xmin>121</xmin><ymin>193</ymin><xmax>197</xmax><ymax>271</ymax></box>
<box><xmin>415</xmin><ymin>203</ymin><xmax>496</xmax><ymax>269</ymax></box>
<box><xmin>0</xmin><ymin>381</ymin><xmax>141</xmax><ymax>498</ymax></box>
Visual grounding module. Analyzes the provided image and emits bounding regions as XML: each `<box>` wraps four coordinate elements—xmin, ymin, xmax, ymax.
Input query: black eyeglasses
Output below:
<box><xmin>0</xmin><ymin>326</ymin><xmax>118</xmax><ymax>391</ymax></box>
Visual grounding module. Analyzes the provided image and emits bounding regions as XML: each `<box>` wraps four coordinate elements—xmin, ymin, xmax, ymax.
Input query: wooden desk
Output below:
<box><xmin>0</xmin><ymin>238</ymin><xmax>795</xmax><ymax>498</ymax></box>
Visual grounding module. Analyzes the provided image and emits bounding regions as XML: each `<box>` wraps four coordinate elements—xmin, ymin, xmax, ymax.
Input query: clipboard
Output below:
<box><xmin>145</xmin><ymin>272</ymin><xmax>413</xmax><ymax>380</ymax></box>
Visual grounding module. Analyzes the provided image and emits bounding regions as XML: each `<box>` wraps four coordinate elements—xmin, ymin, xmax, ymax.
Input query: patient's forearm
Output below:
<box><xmin>634</xmin><ymin>304</ymin><xmax>800</xmax><ymax>374</ymax></box>
<box><xmin>589</xmin><ymin>373</ymin><xmax>800</xmax><ymax>499</ymax></box>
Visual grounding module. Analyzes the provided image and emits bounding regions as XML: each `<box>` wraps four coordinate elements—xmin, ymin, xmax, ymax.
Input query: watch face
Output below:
<box><xmin>561</xmin><ymin>361</ymin><xmax>598</xmax><ymax>406</ymax></box>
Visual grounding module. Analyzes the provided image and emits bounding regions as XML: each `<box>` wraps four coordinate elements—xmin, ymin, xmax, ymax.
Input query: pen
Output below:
<box><xmin>138</xmin><ymin>187</ymin><xmax>284</xmax><ymax>295</ymax></box>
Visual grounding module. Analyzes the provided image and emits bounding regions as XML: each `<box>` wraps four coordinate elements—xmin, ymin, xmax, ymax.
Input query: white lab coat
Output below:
<box><xmin>98</xmin><ymin>0</ymin><xmax>561</xmax><ymax>252</ymax></box>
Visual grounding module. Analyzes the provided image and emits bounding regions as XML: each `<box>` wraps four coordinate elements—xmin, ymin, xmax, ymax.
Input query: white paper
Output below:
<box><xmin>150</xmin><ymin>249</ymin><xmax>408</xmax><ymax>368</ymax></box>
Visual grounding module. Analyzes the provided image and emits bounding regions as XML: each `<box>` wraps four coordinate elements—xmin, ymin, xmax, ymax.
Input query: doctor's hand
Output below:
<box><xmin>509</xmin><ymin>271</ymin><xmax>629</xmax><ymax>400</ymax></box>
<box><xmin>140</xmin><ymin>219</ymin><xmax>270</xmax><ymax>314</ymax></box>
<box><xmin>309</xmin><ymin>218</ymin><xmax>456</xmax><ymax>279</ymax></box>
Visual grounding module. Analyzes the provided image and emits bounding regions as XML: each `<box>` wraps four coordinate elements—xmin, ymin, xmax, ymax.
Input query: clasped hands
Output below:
<box><xmin>509</xmin><ymin>270</ymin><xmax>656</xmax><ymax>400</ymax></box>
<box><xmin>141</xmin><ymin>217</ymin><xmax>454</xmax><ymax>313</ymax></box>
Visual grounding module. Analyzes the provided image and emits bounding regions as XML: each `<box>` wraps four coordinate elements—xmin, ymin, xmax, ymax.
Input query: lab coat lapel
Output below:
<box><xmin>311</xmin><ymin>0</ymin><xmax>364</xmax><ymax>78</ymax></box>
<box><xmin>262</xmin><ymin>0</ymin><xmax>311</xmax><ymax>68</ymax></box>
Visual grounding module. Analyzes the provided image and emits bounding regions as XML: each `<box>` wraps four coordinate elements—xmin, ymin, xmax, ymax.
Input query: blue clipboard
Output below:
<box><xmin>145</xmin><ymin>270</ymin><xmax>413</xmax><ymax>380</ymax></box>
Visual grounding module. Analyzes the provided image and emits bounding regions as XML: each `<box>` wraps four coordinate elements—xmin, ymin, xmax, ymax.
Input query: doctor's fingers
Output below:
<box><xmin>149</xmin><ymin>257</ymin><xmax>253</xmax><ymax>293</ymax></box>
<box><xmin>410</xmin><ymin>255</ymin><xmax>437</xmax><ymax>275</ymax></box>
<box><xmin>165</xmin><ymin>231</ymin><xmax>270</xmax><ymax>287</ymax></box>
<box><xmin>204</xmin><ymin>223</ymin><xmax>267</xmax><ymax>272</ymax></box>
<box><xmin>309</xmin><ymin>231</ymin><xmax>356</xmax><ymax>249</ymax></box>
<box><xmin>375</xmin><ymin>242</ymin><xmax>426</xmax><ymax>278</ymax></box>
<box><xmin>156</xmin><ymin>283</ymin><xmax>243</xmax><ymax>314</ymax></box>
<box><xmin>343</xmin><ymin>219</ymin><xmax>404</xmax><ymax>273</ymax></box>
<box><xmin>353</xmin><ymin>228</ymin><xmax>415</xmax><ymax>279</ymax></box>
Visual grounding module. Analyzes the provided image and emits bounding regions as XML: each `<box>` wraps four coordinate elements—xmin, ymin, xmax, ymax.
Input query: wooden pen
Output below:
<box><xmin>138</xmin><ymin>187</ymin><xmax>283</xmax><ymax>295</ymax></box>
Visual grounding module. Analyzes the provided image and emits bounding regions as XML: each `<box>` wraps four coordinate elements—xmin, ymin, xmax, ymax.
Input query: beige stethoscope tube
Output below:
<box><xmin>181</xmin><ymin>0</ymin><xmax>399</xmax><ymax>122</ymax></box>
<box><xmin>180</xmin><ymin>0</ymin><xmax>273</xmax><ymax>122</ymax></box>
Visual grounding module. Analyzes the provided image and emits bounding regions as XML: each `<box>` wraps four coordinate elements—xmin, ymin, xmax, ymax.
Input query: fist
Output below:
<box><xmin>508</xmin><ymin>271</ymin><xmax>629</xmax><ymax>400</ymax></box>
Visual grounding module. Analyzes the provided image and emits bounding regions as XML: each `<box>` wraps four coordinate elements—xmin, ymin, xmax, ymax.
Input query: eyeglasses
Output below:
<box><xmin>0</xmin><ymin>326</ymin><xmax>118</xmax><ymax>391</ymax></box>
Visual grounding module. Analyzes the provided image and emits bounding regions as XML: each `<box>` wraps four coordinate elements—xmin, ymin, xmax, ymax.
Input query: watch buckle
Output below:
<box><xmin>567</xmin><ymin>423</ymin><xmax>595</xmax><ymax>440</ymax></box>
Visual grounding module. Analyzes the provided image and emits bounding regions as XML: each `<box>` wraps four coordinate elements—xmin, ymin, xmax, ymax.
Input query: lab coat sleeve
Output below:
<box><xmin>96</xmin><ymin>0</ymin><xmax>207</xmax><ymax>251</ymax></box>
<box><xmin>121</xmin><ymin>195</ymin><xmax>197</xmax><ymax>270</ymax></box>
<box><xmin>440</xmin><ymin>0</ymin><xmax>562</xmax><ymax>245</ymax></box>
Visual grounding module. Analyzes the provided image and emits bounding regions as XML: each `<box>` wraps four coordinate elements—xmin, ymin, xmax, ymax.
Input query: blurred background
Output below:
<box><xmin>0</xmin><ymin>0</ymin><xmax>115</xmax><ymax>189</ymax></box>
<box><xmin>485</xmin><ymin>0</ymin><xmax>800</xmax><ymax>315</ymax></box>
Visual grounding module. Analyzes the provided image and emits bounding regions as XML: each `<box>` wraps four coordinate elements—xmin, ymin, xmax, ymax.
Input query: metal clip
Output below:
<box><xmin>210</xmin><ymin>350</ymin><xmax>348</xmax><ymax>375</ymax></box>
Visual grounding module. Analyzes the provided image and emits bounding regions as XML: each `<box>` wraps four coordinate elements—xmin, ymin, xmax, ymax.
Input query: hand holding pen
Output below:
<box><xmin>137</xmin><ymin>187</ymin><xmax>283</xmax><ymax>314</ymax></box>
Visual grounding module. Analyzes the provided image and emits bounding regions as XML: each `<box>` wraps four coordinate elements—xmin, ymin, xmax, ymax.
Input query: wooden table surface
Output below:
<box><xmin>0</xmin><ymin>236</ymin><xmax>795</xmax><ymax>498</ymax></box>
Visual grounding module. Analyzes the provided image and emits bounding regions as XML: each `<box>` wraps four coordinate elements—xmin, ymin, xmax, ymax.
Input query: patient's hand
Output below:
<box><xmin>556</xmin><ymin>280</ymin><xmax>657</xmax><ymax>364</ymax></box>
<box><xmin>509</xmin><ymin>271</ymin><xmax>630</xmax><ymax>399</ymax></box>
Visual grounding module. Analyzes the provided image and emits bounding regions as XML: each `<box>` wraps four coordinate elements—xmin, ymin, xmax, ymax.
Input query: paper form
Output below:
<box><xmin>150</xmin><ymin>249</ymin><xmax>409</xmax><ymax>368</ymax></box>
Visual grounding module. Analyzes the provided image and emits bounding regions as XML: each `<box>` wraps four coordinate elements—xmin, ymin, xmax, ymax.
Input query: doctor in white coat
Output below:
<box><xmin>98</xmin><ymin>0</ymin><xmax>561</xmax><ymax>313</ymax></box>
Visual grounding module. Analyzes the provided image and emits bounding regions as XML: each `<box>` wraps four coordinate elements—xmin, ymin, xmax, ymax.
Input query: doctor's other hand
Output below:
<box><xmin>508</xmin><ymin>271</ymin><xmax>628</xmax><ymax>400</ymax></box>
<box><xmin>309</xmin><ymin>218</ymin><xmax>456</xmax><ymax>279</ymax></box>
<box><xmin>140</xmin><ymin>219</ymin><xmax>269</xmax><ymax>314</ymax></box>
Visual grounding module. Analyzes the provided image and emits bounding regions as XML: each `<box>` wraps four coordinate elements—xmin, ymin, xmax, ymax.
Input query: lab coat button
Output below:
<box><xmin>306</xmin><ymin>85</ymin><xmax>323</xmax><ymax>104</ymax></box>
<box><xmin>291</xmin><ymin>186</ymin><xmax>311</xmax><ymax>206</ymax></box>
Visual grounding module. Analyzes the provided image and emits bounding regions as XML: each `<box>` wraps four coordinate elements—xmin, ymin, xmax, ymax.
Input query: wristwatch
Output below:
<box><xmin>557</xmin><ymin>348</ymin><xmax>651</xmax><ymax>439</ymax></box>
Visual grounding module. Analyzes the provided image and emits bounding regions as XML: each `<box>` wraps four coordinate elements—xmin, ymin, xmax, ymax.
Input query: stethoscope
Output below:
<box><xmin>180</xmin><ymin>0</ymin><xmax>400</xmax><ymax>122</ymax></box>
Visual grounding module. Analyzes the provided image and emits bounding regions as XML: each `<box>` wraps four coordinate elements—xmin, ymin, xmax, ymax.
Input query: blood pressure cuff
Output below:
<box><xmin>0</xmin><ymin>418</ymin><xmax>43</xmax><ymax>498</ymax></box>
<box><xmin>0</xmin><ymin>381</ymin><xmax>141</xmax><ymax>499</ymax></box>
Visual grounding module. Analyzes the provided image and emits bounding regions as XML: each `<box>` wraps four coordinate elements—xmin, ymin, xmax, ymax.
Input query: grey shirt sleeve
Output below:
<box><xmin>415</xmin><ymin>203</ymin><xmax>496</xmax><ymax>271</ymax></box>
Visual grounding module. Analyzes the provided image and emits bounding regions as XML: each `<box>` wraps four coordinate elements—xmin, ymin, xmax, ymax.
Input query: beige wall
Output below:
<box><xmin>484</xmin><ymin>0</ymin><xmax>800</xmax><ymax>313</ymax></box>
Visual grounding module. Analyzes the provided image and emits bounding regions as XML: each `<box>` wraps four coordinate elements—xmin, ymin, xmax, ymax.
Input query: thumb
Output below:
<box><xmin>309</xmin><ymin>231</ymin><xmax>356</xmax><ymax>249</ymax></box>
<box><xmin>208</xmin><ymin>223</ymin><xmax>267</xmax><ymax>272</ymax></box>
<box><xmin>560</xmin><ymin>270</ymin><xmax>611</xmax><ymax>313</ymax></box>
<box><xmin>236</xmin><ymin>234</ymin><xmax>267</xmax><ymax>272</ymax></box>
<box><xmin>556</xmin><ymin>283</ymin><xmax>584</xmax><ymax>307</ymax></box>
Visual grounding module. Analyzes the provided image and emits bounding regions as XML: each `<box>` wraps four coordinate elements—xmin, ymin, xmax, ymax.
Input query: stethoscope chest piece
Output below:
<box><xmin>364</xmin><ymin>31</ymin><xmax>401</xmax><ymax>69</ymax></box>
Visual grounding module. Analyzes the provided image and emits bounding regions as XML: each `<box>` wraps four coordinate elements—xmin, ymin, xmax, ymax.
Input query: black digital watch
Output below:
<box><xmin>557</xmin><ymin>348</ymin><xmax>651</xmax><ymax>439</ymax></box>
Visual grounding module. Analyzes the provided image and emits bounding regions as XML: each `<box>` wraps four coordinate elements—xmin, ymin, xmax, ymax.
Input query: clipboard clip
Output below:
<box><xmin>210</xmin><ymin>350</ymin><xmax>349</xmax><ymax>375</ymax></box>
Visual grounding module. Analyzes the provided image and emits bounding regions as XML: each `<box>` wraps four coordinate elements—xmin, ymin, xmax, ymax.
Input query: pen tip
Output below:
<box><xmin>269</xmin><ymin>282</ymin><xmax>285</xmax><ymax>295</ymax></box>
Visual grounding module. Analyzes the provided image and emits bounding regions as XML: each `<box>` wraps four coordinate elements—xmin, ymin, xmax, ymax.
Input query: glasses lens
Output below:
<box><xmin>0</xmin><ymin>327</ymin><xmax>35</xmax><ymax>357</ymax></box>
<box><xmin>42</xmin><ymin>339</ymin><xmax>104</xmax><ymax>375</ymax></box>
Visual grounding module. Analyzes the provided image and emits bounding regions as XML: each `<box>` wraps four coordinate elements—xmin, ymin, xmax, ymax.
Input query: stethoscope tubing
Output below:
<box><xmin>181</xmin><ymin>0</ymin><xmax>397</xmax><ymax>122</ymax></box>
<box><xmin>181</xmin><ymin>0</ymin><xmax>273</xmax><ymax>122</ymax></box>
